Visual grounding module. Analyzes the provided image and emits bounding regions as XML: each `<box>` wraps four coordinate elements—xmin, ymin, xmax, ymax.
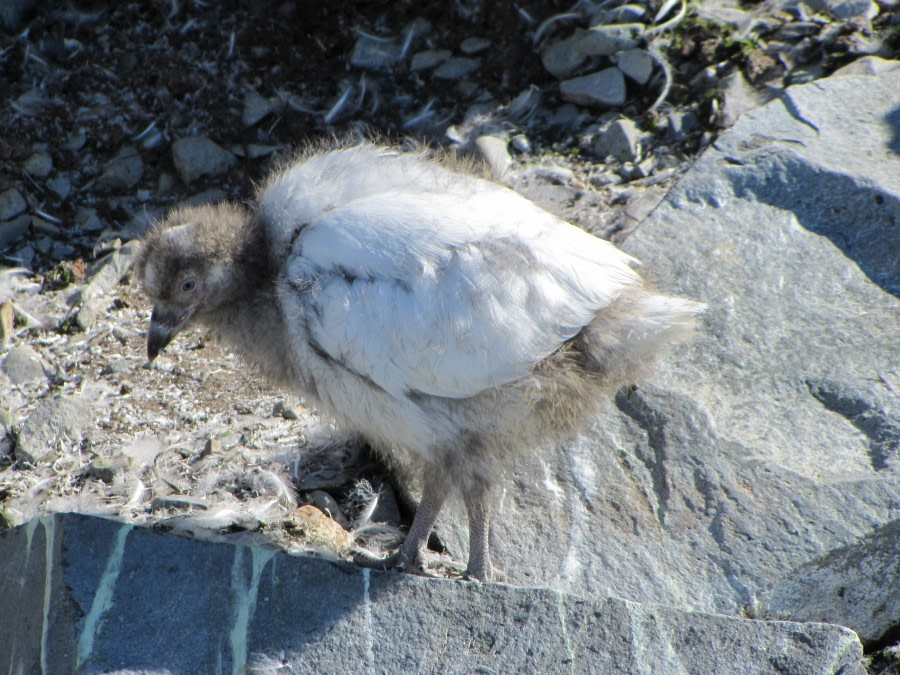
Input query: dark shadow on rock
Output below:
<box><xmin>725</xmin><ymin>155</ymin><xmax>899</xmax><ymax>296</ymax></box>
<box><xmin>0</xmin><ymin>513</ymin><xmax>384</xmax><ymax>672</ymax></box>
<box><xmin>886</xmin><ymin>104</ymin><xmax>900</xmax><ymax>157</ymax></box>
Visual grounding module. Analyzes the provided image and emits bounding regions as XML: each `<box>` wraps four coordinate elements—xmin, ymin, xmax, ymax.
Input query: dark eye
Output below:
<box><xmin>181</xmin><ymin>279</ymin><xmax>197</xmax><ymax>293</ymax></box>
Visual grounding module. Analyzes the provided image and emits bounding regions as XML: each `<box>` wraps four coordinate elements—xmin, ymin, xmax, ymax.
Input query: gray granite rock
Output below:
<box><xmin>410</xmin><ymin>49</ymin><xmax>451</xmax><ymax>72</ymax></box>
<box><xmin>47</xmin><ymin>176</ymin><xmax>71</xmax><ymax>200</ymax></box>
<box><xmin>616</xmin><ymin>48</ymin><xmax>654</xmax><ymax>85</ymax></box>
<box><xmin>242</xmin><ymin>90</ymin><xmax>275</xmax><ymax>127</ymax></box>
<box><xmin>560</xmin><ymin>68</ymin><xmax>627</xmax><ymax>107</ymax></box>
<box><xmin>442</xmin><ymin>67</ymin><xmax>900</xmax><ymax>646</ymax></box>
<box><xmin>459</xmin><ymin>37</ymin><xmax>491</xmax><ymax>55</ymax></box>
<box><xmin>15</xmin><ymin>395</ymin><xmax>94</xmax><ymax>464</ymax></box>
<box><xmin>432</xmin><ymin>57</ymin><xmax>480</xmax><ymax>80</ymax></box>
<box><xmin>95</xmin><ymin>145</ymin><xmax>143</xmax><ymax>192</ymax></box>
<box><xmin>0</xmin><ymin>188</ymin><xmax>27</xmax><ymax>222</ymax></box>
<box><xmin>23</xmin><ymin>151</ymin><xmax>52</xmax><ymax>178</ymax></box>
<box><xmin>592</xmin><ymin>3</ymin><xmax>647</xmax><ymax>25</ymax></box>
<box><xmin>721</xmin><ymin>70</ymin><xmax>776</xmax><ymax>127</ymax></box>
<box><xmin>579</xmin><ymin>23</ymin><xmax>643</xmax><ymax>56</ymax></box>
<box><xmin>592</xmin><ymin>118</ymin><xmax>643</xmax><ymax>161</ymax></box>
<box><xmin>73</xmin><ymin>242</ymin><xmax>139</xmax><ymax>330</ymax></box>
<box><xmin>767</xmin><ymin>519</ymin><xmax>900</xmax><ymax>644</ymax></box>
<box><xmin>172</xmin><ymin>137</ymin><xmax>236</xmax><ymax>184</ymax></box>
<box><xmin>0</xmin><ymin>514</ymin><xmax>865</xmax><ymax>673</ymax></box>
<box><xmin>791</xmin><ymin>0</ymin><xmax>879</xmax><ymax>20</ymax></box>
<box><xmin>667</xmin><ymin>110</ymin><xmax>699</xmax><ymax>142</ymax></box>
<box><xmin>1</xmin><ymin>345</ymin><xmax>47</xmax><ymax>385</ymax></box>
<box><xmin>351</xmin><ymin>36</ymin><xmax>404</xmax><ymax>71</ymax></box>
<box><xmin>541</xmin><ymin>31</ymin><xmax>588</xmax><ymax>79</ymax></box>
<box><xmin>0</xmin><ymin>215</ymin><xmax>30</xmax><ymax>250</ymax></box>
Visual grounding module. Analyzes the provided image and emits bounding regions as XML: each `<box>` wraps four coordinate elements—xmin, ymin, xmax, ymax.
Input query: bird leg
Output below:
<box><xmin>463</xmin><ymin>483</ymin><xmax>494</xmax><ymax>582</ymax></box>
<box><xmin>356</xmin><ymin>470</ymin><xmax>449</xmax><ymax>574</ymax></box>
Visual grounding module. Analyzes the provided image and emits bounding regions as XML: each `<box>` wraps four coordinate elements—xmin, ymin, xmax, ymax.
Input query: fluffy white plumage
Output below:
<box><xmin>138</xmin><ymin>141</ymin><xmax>705</xmax><ymax>580</ymax></box>
<box><xmin>264</xmin><ymin>145</ymin><xmax>639</xmax><ymax>393</ymax></box>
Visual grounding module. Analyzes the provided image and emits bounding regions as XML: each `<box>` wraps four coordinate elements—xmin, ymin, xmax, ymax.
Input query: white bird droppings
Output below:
<box><xmin>229</xmin><ymin>546</ymin><xmax>276</xmax><ymax>674</ymax></box>
<box><xmin>76</xmin><ymin>523</ymin><xmax>134</xmax><ymax>669</ymax></box>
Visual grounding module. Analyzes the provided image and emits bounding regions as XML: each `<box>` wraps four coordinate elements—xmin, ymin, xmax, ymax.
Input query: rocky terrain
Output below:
<box><xmin>1</xmin><ymin>0</ymin><xmax>898</xmax><ymax>672</ymax></box>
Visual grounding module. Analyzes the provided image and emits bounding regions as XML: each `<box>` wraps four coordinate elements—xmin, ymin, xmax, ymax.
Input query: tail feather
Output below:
<box><xmin>582</xmin><ymin>287</ymin><xmax>706</xmax><ymax>381</ymax></box>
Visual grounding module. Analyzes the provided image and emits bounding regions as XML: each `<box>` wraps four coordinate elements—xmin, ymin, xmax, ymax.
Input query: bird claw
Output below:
<box><xmin>353</xmin><ymin>549</ymin><xmax>429</xmax><ymax>576</ymax></box>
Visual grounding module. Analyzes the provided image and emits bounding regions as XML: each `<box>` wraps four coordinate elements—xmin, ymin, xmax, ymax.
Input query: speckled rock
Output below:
<box><xmin>1</xmin><ymin>345</ymin><xmax>47</xmax><ymax>385</ymax></box>
<box><xmin>15</xmin><ymin>395</ymin><xmax>94</xmax><ymax>464</ymax></box>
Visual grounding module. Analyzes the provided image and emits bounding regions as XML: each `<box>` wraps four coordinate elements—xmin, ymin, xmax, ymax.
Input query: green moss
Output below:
<box><xmin>43</xmin><ymin>261</ymin><xmax>76</xmax><ymax>290</ymax></box>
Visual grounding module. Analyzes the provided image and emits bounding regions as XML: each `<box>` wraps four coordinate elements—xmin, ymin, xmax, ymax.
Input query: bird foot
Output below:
<box><xmin>463</xmin><ymin>562</ymin><xmax>504</xmax><ymax>583</ymax></box>
<box><xmin>354</xmin><ymin>548</ymin><xmax>430</xmax><ymax>576</ymax></box>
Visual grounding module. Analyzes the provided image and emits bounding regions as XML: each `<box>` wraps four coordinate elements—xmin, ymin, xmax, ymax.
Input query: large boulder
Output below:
<box><xmin>445</xmin><ymin>64</ymin><xmax>900</xmax><ymax>646</ymax></box>
<box><xmin>0</xmin><ymin>513</ymin><xmax>863</xmax><ymax>672</ymax></box>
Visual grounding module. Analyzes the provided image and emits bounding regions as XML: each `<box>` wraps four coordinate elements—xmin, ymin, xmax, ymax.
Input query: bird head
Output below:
<box><xmin>137</xmin><ymin>202</ymin><xmax>252</xmax><ymax>362</ymax></box>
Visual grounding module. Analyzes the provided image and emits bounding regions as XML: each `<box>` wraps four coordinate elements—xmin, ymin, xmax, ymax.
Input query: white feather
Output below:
<box><xmin>264</xmin><ymin>146</ymin><xmax>640</xmax><ymax>401</ymax></box>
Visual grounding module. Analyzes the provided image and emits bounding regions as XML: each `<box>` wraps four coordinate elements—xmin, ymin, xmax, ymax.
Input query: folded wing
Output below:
<box><xmin>271</xmin><ymin>170</ymin><xmax>640</xmax><ymax>400</ymax></box>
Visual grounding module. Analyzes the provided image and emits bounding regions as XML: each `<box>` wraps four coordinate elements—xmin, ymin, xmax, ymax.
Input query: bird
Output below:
<box><xmin>137</xmin><ymin>140</ymin><xmax>705</xmax><ymax>581</ymax></box>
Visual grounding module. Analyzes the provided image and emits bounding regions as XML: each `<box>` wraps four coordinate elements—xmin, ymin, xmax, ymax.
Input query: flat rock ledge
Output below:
<box><xmin>0</xmin><ymin>514</ymin><xmax>863</xmax><ymax>673</ymax></box>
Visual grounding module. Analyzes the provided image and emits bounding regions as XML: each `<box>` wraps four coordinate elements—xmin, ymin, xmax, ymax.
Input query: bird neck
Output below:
<box><xmin>205</xmin><ymin>216</ymin><xmax>296</xmax><ymax>387</ymax></box>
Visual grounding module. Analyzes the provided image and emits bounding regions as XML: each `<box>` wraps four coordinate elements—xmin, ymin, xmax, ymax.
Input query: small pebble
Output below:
<box><xmin>560</xmin><ymin>68</ymin><xmax>626</xmax><ymax>108</ymax></box>
<box><xmin>0</xmin><ymin>215</ymin><xmax>30</xmax><ymax>249</ymax></box>
<box><xmin>273</xmin><ymin>400</ymin><xmax>301</xmax><ymax>420</ymax></box>
<box><xmin>579</xmin><ymin>23</ymin><xmax>643</xmax><ymax>56</ymax></box>
<box><xmin>510</xmin><ymin>134</ymin><xmax>532</xmax><ymax>154</ymax></box>
<box><xmin>202</xmin><ymin>437</ymin><xmax>221</xmax><ymax>457</ymax></box>
<box><xmin>432</xmin><ymin>57</ymin><xmax>480</xmax><ymax>80</ymax></box>
<box><xmin>75</xmin><ymin>207</ymin><xmax>103</xmax><ymax>232</ymax></box>
<box><xmin>1</xmin><ymin>345</ymin><xmax>47</xmax><ymax>384</ymax></box>
<box><xmin>0</xmin><ymin>189</ymin><xmax>27</xmax><ymax>221</ymax></box>
<box><xmin>459</xmin><ymin>37</ymin><xmax>491</xmax><ymax>55</ymax></box>
<box><xmin>23</xmin><ymin>152</ymin><xmax>53</xmax><ymax>178</ymax></box>
<box><xmin>307</xmin><ymin>490</ymin><xmax>351</xmax><ymax>529</ymax></box>
<box><xmin>0</xmin><ymin>301</ymin><xmax>13</xmax><ymax>344</ymax></box>
<box><xmin>47</xmin><ymin>177</ymin><xmax>71</xmax><ymax>200</ymax></box>
<box><xmin>593</xmin><ymin>118</ymin><xmax>643</xmax><ymax>162</ymax></box>
<box><xmin>541</xmin><ymin>31</ymin><xmax>587</xmax><ymax>79</ymax></box>
<box><xmin>475</xmin><ymin>135</ymin><xmax>512</xmax><ymax>178</ymax></box>
<box><xmin>242</xmin><ymin>90</ymin><xmax>274</xmax><ymax>127</ymax></box>
<box><xmin>95</xmin><ymin>145</ymin><xmax>143</xmax><ymax>192</ymax></box>
<box><xmin>410</xmin><ymin>49</ymin><xmax>451</xmax><ymax>71</ymax></box>
<box><xmin>592</xmin><ymin>4</ymin><xmax>647</xmax><ymax>25</ymax></box>
<box><xmin>616</xmin><ymin>48</ymin><xmax>654</xmax><ymax>85</ymax></box>
<box><xmin>171</xmin><ymin>137</ymin><xmax>236</xmax><ymax>184</ymax></box>
<box><xmin>90</xmin><ymin>455</ymin><xmax>135</xmax><ymax>483</ymax></box>
<box><xmin>351</xmin><ymin>35</ymin><xmax>404</xmax><ymax>71</ymax></box>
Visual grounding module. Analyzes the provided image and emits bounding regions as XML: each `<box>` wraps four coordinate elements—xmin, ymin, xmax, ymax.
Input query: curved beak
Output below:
<box><xmin>147</xmin><ymin>304</ymin><xmax>194</xmax><ymax>361</ymax></box>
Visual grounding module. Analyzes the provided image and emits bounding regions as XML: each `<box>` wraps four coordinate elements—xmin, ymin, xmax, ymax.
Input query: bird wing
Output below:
<box><xmin>276</xmin><ymin>184</ymin><xmax>639</xmax><ymax>400</ymax></box>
